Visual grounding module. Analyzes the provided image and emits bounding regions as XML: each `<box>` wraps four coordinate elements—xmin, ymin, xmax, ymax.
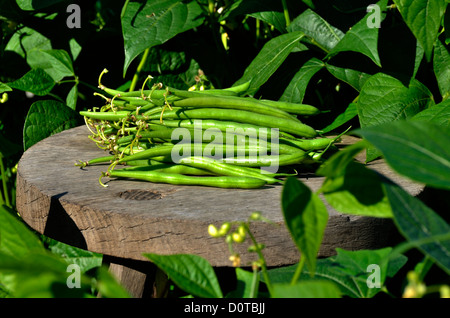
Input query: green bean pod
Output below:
<box><xmin>222</xmin><ymin>150</ymin><xmax>307</xmax><ymax>167</ymax></box>
<box><xmin>80</xmin><ymin>110</ymin><xmax>130</xmax><ymax>121</ymax></box>
<box><xmin>171</xmin><ymin>96</ymin><xmax>295</xmax><ymax>119</ymax></box>
<box><xmin>178</xmin><ymin>156</ymin><xmax>281</xmax><ymax>184</ymax></box>
<box><xmin>259</xmin><ymin>99</ymin><xmax>320</xmax><ymax>116</ymax></box>
<box><xmin>148</xmin><ymin>108</ymin><xmax>318</xmax><ymax>138</ymax></box>
<box><xmin>107</xmin><ymin>169</ymin><xmax>267</xmax><ymax>189</ymax></box>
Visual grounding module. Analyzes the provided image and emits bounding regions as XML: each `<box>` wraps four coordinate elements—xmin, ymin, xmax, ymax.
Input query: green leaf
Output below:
<box><xmin>143</xmin><ymin>253</ymin><xmax>223</xmax><ymax>298</ymax></box>
<box><xmin>393</xmin><ymin>0</ymin><xmax>447</xmax><ymax>61</ymax></box>
<box><xmin>28</xmin><ymin>49</ymin><xmax>75</xmax><ymax>82</ymax></box>
<box><xmin>358</xmin><ymin>121</ymin><xmax>450</xmax><ymax>190</ymax></box>
<box><xmin>0</xmin><ymin>83</ymin><xmax>12</xmax><ymax>94</ymax></box>
<box><xmin>267</xmin><ymin>247</ymin><xmax>407</xmax><ymax>298</ymax></box>
<box><xmin>249</xmin><ymin>11</ymin><xmax>287</xmax><ymax>33</ymax></box>
<box><xmin>321</xmin><ymin>162</ymin><xmax>392</xmax><ymax>218</ymax></box>
<box><xmin>384</xmin><ymin>182</ymin><xmax>450</xmax><ymax>274</ymax></box>
<box><xmin>279</xmin><ymin>57</ymin><xmax>325</xmax><ymax>103</ymax></box>
<box><xmin>45</xmin><ymin>239</ymin><xmax>102</xmax><ymax>274</ymax></box>
<box><xmin>316</xmin><ymin>140</ymin><xmax>368</xmax><ymax>178</ymax></box>
<box><xmin>325</xmin><ymin>64</ymin><xmax>371</xmax><ymax>92</ymax></box>
<box><xmin>8</xmin><ymin>68</ymin><xmax>55</xmax><ymax>96</ymax></box>
<box><xmin>281</xmin><ymin>177</ymin><xmax>328</xmax><ymax>274</ymax></box>
<box><xmin>271</xmin><ymin>280</ymin><xmax>341</xmax><ymax>298</ymax></box>
<box><xmin>356</xmin><ymin>73</ymin><xmax>434</xmax><ymax>161</ymax></box>
<box><xmin>320</xmin><ymin>102</ymin><xmax>358</xmax><ymax>133</ymax></box>
<box><xmin>433</xmin><ymin>39</ymin><xmax>450</xmax><ymax>100</ymax></box>
<box><xmin>15</xmin><ymin>0</ymin><xmax>66</xmax><ymax>11</ymax></box>
<box><xmin>287</xmin><ymin>9</ymin><xmax>344</xmax><ymax>53</ymax></box>
<box><xmin>121</xmin><ymin>0</ymin><xmax>205</xmax><ymax>76</ymax></box>
<box><xmin>411</xmin><ymin>99</ymin><xmax>450</xmax><ymax>126</ymax></box>
<box><xmin>226</xmin><ymin>268</ymin><xmax>258</xmax><ymax>298</ymax></box>
<box><xmin>0</xmin><ymin>205</ymin><xmax>45</xmax><ymax>257</ymax></box>
<box><xmin>66</xmin><ymin>84</ymin><xmax>78</xmax><ymax>110</ymax></box>
<box><xmin>327</xmin><ymin>0</ymin><xmax>388</xmax><ymax>67</ymax></box>
<box><xmin>234</xmin><ymin>31</ymin><xmax>306</xmax><ymax>94</ymax></box>
<box><xmin>23</xmin><ymin>100</ymin><xmax>79</xmax><ymax>151</ymax></box>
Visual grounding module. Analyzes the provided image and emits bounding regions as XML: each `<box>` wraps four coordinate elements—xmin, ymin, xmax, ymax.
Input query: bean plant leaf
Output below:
<box><xmin>8</xmin><ymin>68</ymin><xmax>55</xmax><ymax>96</ymax></box>
<box><xmin>356</xmin><ymin>73</ymin><xmax>434</xmax><ymax>162</ymax></box>
<box><xmin>0</xmin><ymin>205</ymin><xmax>45</xmax><ymax>257</ymax></box>
<box><xmin>15</xmin><ymin>0</ymin><xmax>66</xmax><ymax>11</ymax></box>
<box><xmin>281</xmin><ymin>177</ymin><xmax>328</xmax><ymax>274</ymax></box>
<box><xmin>320</xmin><ymin>102</ymin><xmax>358</xmax><ymax>133</ymax></box>
<box><xmin>28</xmin><ymin>49</ymin><xmax>75</xmax><ymax>82</ymax></box>
<box><xmin>393</xmin><ymin>0</ymin><xmax>447</xmax><ymax>61</ymax></box>
<box><xmin>271</xmin><ymin>280</ymin><xmax>341</xmax><ymax>298</ymax></box>
<box><xmin>234</xmin><ymin>31</ymin><xmax>306</xmax><ymax>94</ymax></box>
<box><xmin>0</xmin><ymin>83</ymin><xmax>12</xmax><ymax>94</ymax></box>
<box><xmin>327</xmin><ymin>0</ymin><xmax>388</xmax><ymax>67</ymax></box>
<box><xmin>357</xmin><ymin>121</ymin><xmax>450</xmax><ymax>190</ymax></box>
<box><xmin>384</xmin><ymin>182</ymin><xmax>450</xmax><ymax>274</ymax></box>
<box><xmin>279</xmin><ymin>57</ymin><xmax>325</xmax><ymax>103</ymax></box>
<box><xmin>66</xmin><ymin>84</ymin><xmax>78</xmax><ymax>110</ymax></box>
<box><xmin>433</xmin><ymin>39</ymin><xmax>450</xmax><ymax>100</ymax></box>
<box><xmin>411</xmin><ymin>99</ymin><xmax>450</xmax><ymax>126</ymax></box>
<box><xmin>287</xmin><ymin>9</ymin><xmax>344</xmax><ymax>53</ymax></box>
<box><xmin>267</xmin><ymin>247</ymin><xmax>407</xmax><ymax>298</ymax></box>
<box><xmin>325</xmin><ymin>64</ymin><xmax>371</xmax><ymax>92</ymax></box>
<box><xmin>23</xmin><ymin>100</ymin><xmax>79</xmax><ymax>150</ymax></box>
<box><xmin>121</xmin><ymin>0</ymin><xmax>205</xmax><ymax>76</ymax></box>
<box><xmin>143</xmin><ymin>253</ymin><xmax>223</xmax><ymax>298</ymax></box>
<box><xmin>321</xmin><ymin>162</ymin><xmax>392</xmax><ymax>218</ymax></box>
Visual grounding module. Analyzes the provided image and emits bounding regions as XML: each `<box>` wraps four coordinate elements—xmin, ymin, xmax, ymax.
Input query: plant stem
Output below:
<box><xmin>244</xmin><ymin>223</ymin><xmax>274</xmax><ymax>295</ymax></box>
<box><xmin>0</xmin><ymin>156</ymin><xmax>11</xmax><ymax>208</ymax></box>
<box><xmin>281</xmin><ymin>0</ymin><xmax>290</xmax><ymax>27</ymax></box>
<box><xmin>129</xmin><ymin>48</ymin><xmax>150</xmax><ymax>92</ymax></box>
<box><xmin>290</xmin><ymin>256</ymin><xmax>305</xmax><ymax>285</ymax></box>
<box><xmin>249</xmin><ymin>266</ymin><xmax>259</xmax><ymax>298</ymax></box>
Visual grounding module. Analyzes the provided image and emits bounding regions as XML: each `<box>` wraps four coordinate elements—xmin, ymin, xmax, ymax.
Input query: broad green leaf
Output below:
<box><xmin>316</xmin><ymin>140</ymin><xmax>368</xmax><ymax>178</ymax></box>
<box><xmin>271</xmin><ymin>280</ymin><xmax>341</xmax><ymax>298</ymax></box>
<box><xmin>411</xmin><ymin>99</ymin><xmax>450</xmax><ymax>126</ymax></box>
<box><xmin>0</xmin><ymin>205</ymin><xmax>45</xmax><ymax>257</ymax></box>
<box><xmin>281</xmin><ymin>177</ymin><xmax>328</xmax><ymax>274</ymax></box>
<box><xmin>94</xmin><ymin>266</ymin><xmax>131</xmax><ymax>298</ymax></box>
<box><xmin>28</xmin><ymin>49</ymin><xmax>75</xmax><ymax>82</ymax></box>
<box><xmin>15</xmin><ymin>0</ymin><xmax>65</xmax><ymax>11</ymax></box>
<box><xmin>287</xmin><ymin>9</ymin><xmax>344</xmax><ymax>53</ymax></box>
<box><xmin>121</xmin><ymin>0</ymin><xmax>205</xmax><ymax>76</ymax></box>
<box><xmin>66</xmin><ymin>84</ymin><xmax>78</xmax><ymax>110</ymax></box>
<box><xmin>384</xmin><ymin>182</ymin><xmax>450</xmax><ymax>274</ymax></box>
<box><xmin>327</xmin><ymin>0</ymin><xmax>388</xmax><ymax>67</ymax></box>
<box><xmin>227</xmin><ymin>268</ymin><xmax>258</xmax><ymax>298</ymax></box>
<box><xmin>8</xmin><ymin>68</ymin><xmax>55</xmax><ymax>96</ymax></box>
<box><xmin>45</xmin><ymin>239</ymin><xmax>102</xmax><ymax>274</ymax></box>
<box><xmin>279</xmin><ymin>57</ymin><xmax>325</xmax><ymax>103</ymax></box>
<box><xmin>358</xmin><ymin>121</ymin><xmax>450</xmax><ymax>190</ymax></box>
<box><xmin>267</xmin><ymin>248</ymin><xmax>407</xmax><ymax>298</ymax></box>
<box><xmin>0</xmin><ymin>83</ymin><xmax>12</xmax><ymax>94</ymax></box>
<box><xmin>325</xmin><ymin>64</ymin><xmax>371</xmax><ymax>92</ymax></box>
<box><xmin>250</xmin><ymin>11</ymin><xmax>287</xmax><ymax>33</ymax></box>
<box><xmin>143</xmin><ymin>253</ymin><xmax>223</xmax><ymax>298</ymax></box>
<box><xmin>0</xmin><ymin>251</ymin><xmax>90</xmax><ymax>298</ymax></box>
<box><xmin>320</xmin><ymin>102</ymin><xmax>358</xmax><ymax>133</ymax></box>
<box><xmin>23</xmin><ymin>100</ymin><xmax>79</xmax><ymax>151</ymax></box>
<box><xmin>393</xmin><ymin>0</ymin><xmax>447</xmax><ymax>61</ymax></box>
<box><xmin>356</xmin><ymin>73</ymin><xmax>434</xmax><ymax>161</ymax></box>
<box><xmin>321</xmin><ymin>162</ymin><xmax>392</xmax><ymax>218</ymax></box>
<box><xmin>433</xmin><ymin>39</ymin><xmax>450</xmax><ymax>100</ymax></box>
<box><xmin>234</xmin><ymin>31</ymin><xmax>306</xmax><ymax>94</ymax></box>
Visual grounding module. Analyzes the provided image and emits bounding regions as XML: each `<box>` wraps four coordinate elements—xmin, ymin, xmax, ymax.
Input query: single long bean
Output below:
<box><xmin>106</xmin><ymin>169</ymin><xmax>267</xmax><ymax>189</ymax></box>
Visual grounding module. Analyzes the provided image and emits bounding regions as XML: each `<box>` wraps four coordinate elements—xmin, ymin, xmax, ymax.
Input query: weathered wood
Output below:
<box><xmin>16</xmin><ymin>125</ymin><xmax>423</xmax><ymax>268</ymax></box>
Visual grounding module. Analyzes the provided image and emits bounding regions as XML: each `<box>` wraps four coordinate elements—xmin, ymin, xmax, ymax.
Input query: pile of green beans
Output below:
<box><xmin>77</xmin><ymin>69</ymin><xmax>340</xmax><ymax>189</ymax></box>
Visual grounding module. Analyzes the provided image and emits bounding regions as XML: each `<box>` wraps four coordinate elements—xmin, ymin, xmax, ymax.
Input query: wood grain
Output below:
<box><xmin>16</xmin><ymin>125</ymin><xmax>424</xmax><ymax>267</ymax></box>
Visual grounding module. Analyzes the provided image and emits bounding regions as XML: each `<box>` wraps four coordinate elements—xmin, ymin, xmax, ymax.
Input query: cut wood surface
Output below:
<box><xmin>16</xmin><ymin>125</ymin><xmax>424</xmax><ymax>267</ymax></box>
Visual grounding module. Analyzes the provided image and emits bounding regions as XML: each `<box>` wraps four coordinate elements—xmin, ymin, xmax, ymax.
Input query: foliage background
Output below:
<box><xmin>0</xmin><ymin>0</ymin><xmax>449</xmax><ymax>298</ymax></box>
